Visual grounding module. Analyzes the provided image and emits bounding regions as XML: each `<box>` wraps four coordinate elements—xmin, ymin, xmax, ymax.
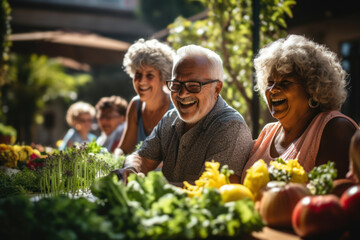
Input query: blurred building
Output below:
<box><xmin>10</xmin><ymin>0</ymin><xmax>154</xmax><ymax>41</ymax></box>
<box><xmin>8</xmin><ymin>0</ymin><xmax>154</xmax><ymax>146</ymax></box>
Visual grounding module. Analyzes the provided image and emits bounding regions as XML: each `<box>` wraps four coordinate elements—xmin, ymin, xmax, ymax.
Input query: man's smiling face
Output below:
<box><xmin>170</xmin><ymin>55</ymin><xmax>222</xmax><ymax>128</ymax></box>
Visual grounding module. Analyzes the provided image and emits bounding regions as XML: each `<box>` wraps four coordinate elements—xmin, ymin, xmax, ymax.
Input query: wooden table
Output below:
<box><xmin>249</xmin><ymin>227</ymin><xmax>355</xmax><ymax>240</ymax></box>
<box><xmin>250</xmin><ymin>227</ymin><xmax>301</xmax><ymax>240</ymax></box>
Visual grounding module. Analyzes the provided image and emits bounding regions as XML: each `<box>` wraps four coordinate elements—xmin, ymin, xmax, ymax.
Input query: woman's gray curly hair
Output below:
<box><xmin>123</xmin><ymin>38</ymin><xmax>175</xmax><ymax>81</ymax></box>
<box><xmin>254</xmin><ymin>34</ymin><xmax>348</xmax><ymax>111</ymax></box>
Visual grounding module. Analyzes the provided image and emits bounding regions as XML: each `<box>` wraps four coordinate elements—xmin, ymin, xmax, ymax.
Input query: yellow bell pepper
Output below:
<box><xmin>182</xmin><ymin>160</ymin><xmax>227</xmax><ymax>197</ymax></box>
<box><xmin>243</xmin><ymin>159</ymin><xmax>270</xmax><ymax>198</ymax></box>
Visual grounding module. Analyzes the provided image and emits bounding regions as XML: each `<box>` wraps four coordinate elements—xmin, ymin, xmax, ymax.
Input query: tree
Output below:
<box><xmin>1</xmin><ymin>54</ymin><xmax>92</xmax><ymax>144</ymax></box>
<box><xmin>0</xmin><ymin>0</ymin><xmax>11</xmax><ymax>87</ymax></box>
<box><xmin>167</xmin><ymin>0</ymin><xmax>296</xmax><ymax>135</ymax></box>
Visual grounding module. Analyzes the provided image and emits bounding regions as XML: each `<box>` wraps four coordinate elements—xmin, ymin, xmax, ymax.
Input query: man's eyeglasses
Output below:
<box><xmin>166</xmin><ymin>79</ymin><xmax>219</xmax><ymax>93</ymax></box>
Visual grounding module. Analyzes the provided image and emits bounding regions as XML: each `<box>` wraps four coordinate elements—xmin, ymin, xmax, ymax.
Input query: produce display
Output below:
<box><xmin>243</xmin><ymin>158</ymin><xmax>360</xmax><ymax>239</ymax></box>
<box><xmin>292</xmin><ymin>194</ymin><xmax>346</xmax><ymax>238</ymax></box>
<box><xmin>0</xmin><ymin>170</ymin><xmax>263</xmax><ymax>239</ymax></box>
<box><xmin>340</xmin><ymin>185</ymin><xmax>360</xmax><ymax>235</ymax></box>
<box><xmin>0</xmin><ymin>141</ymin><xmax>125</xmax><ymax>197</ymax></box>
<box><xmin>259</xmin><ymin>182</ymin><xmax>310</xmax><ymax>227</ymax></box>
<box><xmin>39</xmin><ymin>144</ymin><xmax>111</xmax><ymax>196</ymax></box>
<box><xmin>1</xmin><ymin>144</ymin><xmax>360</xmax><ymax>239</ymax></box>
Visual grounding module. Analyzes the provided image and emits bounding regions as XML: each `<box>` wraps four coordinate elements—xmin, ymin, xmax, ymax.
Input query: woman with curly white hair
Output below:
<box><xmin>115</xmin><ymin>38</ymin><xmax>175</xmax><ymax>155</ymax></box>
<box><xmin>241</xmin><ymin>34</ymin><xmax>359</xmax><ymax>180</ymax></box>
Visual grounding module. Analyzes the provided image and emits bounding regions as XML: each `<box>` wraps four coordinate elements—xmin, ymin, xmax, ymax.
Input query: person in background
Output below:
<box><xmin>58</xmin><ymin>101</ymin><xmax>97</xmax><ymax>151</ymax></box>
<box><xmin>95</xmin><ymin>96</ymin><xmax>128</xmax><ymax>153</ymax></box>
<box><xmin>241</xmin><ymin>34</ymin><xmax>359</xmax><ymax>182</ymax></box>
<box><xmin>347</xmin><ymin>129</ymin><xmax>360</xmax><ymax>183</ymax></box>
<box><xmin>112</xmin><ymin>44</ymin><xmax>253</xmax><ymax>186</ymax></box>
<box><xmin>114</xmin><ymin>38</ymin><xmax>175</xmax><ymax>156</ymax></box>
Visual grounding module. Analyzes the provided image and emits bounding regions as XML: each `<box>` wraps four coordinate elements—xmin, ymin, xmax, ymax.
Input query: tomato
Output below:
<box><xmin>292</xmin><ymin>195</ymin><xmax>346</xmax><ymax>238</ymax></box>
<box><xmin>340</xmin><ymin>185</ymin><xmax>360</xmax><ymax>233</ymax></box>
<box><xmin>259</xmin><ymin>182</ymin><xmax>310</xmax><ymax>227</ymax></box>
<box><xmin>219</xmin><ymin>184</ymin><xmax>254</xmax><ymax>202</ymax></box>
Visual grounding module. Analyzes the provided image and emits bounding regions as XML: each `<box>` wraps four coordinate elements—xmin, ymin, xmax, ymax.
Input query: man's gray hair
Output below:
<box><xmin>173</xmin><ymin>45</ymin><xmax>224</xmax><ymax>82</ymax></box>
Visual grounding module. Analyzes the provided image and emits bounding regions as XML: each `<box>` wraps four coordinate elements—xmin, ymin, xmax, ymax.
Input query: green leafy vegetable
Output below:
<box><xmin>0</xmin><ymin>168</ymin><xmax>41</xmax><ymax>198</ymax></box>
<box><xmin>0</xmin><ymin>195</ymin><xmax>112</xmax><ymax>240</ymax></box>
<box><xmin>307</xmin><ymin>161</ymin><xmax>337</xmax><ymax>195</ymax></box>
<box><xmin>91</xmin><ymin>171</ymin><xmax>263</xmax><ymax>239</ymax></box>
<box><xmin>268</xmin><ymin>158</ymin><xmax>291</xmax><ymax>182</ymax></box>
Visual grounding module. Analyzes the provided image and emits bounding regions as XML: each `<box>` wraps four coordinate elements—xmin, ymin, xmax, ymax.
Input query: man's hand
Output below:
<box><xmin>113</xmin><ymin>148</ymin><xmax>125</xmax><ymax>157</ymax></box>
<box><xmin>111</xmin><ymin>167</ymin><xmax>138</xmax><ymax>184</ymax></box>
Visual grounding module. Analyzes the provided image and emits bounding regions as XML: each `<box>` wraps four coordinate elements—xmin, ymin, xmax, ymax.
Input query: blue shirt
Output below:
<box><xmin>59</xmin><ymin>128</ymin><xmax>97</xmax><ymax>150</ymax></box>
<box><xmin>136</xmin><ymin>98</ymin><xmax>174</xmax><ymax>144</ymax></box>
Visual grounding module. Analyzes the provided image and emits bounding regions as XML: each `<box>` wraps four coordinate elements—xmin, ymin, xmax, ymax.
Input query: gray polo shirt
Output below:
<box><xmin>137</xmin><ymin>96</ymin><xmax>254</xmax><ymax>182</ymax></box>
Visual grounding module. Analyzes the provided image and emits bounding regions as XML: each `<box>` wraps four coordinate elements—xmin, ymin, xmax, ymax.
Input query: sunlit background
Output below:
<box><xmin>1</xmin><ymin>0</ymin><xmax>360</xmax><ymax>147</ymax></box>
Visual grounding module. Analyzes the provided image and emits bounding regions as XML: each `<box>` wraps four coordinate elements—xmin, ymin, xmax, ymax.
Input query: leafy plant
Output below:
<box><xmin>1</xmin><ymin>54</ymin><xmax>92</xmax><ymax>144</ymax></box>
<box><xmin>39</xmin><ymin>144</ymin><xmax>112</xmax><ymax>196</ymax></box>
<box><xmin>0</xmin><ymin>168</ymin><xmax>41</xmax><ymax>198</ymax></box>
<box><xmin>91</xmin><ymin>171</ymin><xmax>263</xmax><ymax>239</ymax></box>
<box><xmin>0</xmin><ymin>123</ymin><xmax>16</xmax><ymax>136</ymax></box>
<box><xmin>268</xmin><ymin>158</ymin><xmax>291</xmax><ymax>182</ymax></box>
<box><xmin>0</xmin><ymin>195</ymin><xmax>113</xmax><ymax>240</ymax></box>
<box><xmin>0</xmin><ymin>0</ymin><xmax>11</xmax><ymax>88</ymax></box>
<box><xmin>307</xmin><ymin>161</ymin><xmax>337</xmax><ymax>195</ymax></box>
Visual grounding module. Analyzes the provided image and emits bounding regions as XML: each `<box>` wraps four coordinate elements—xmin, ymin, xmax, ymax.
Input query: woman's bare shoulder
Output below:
<box><xmin>323</xmin><ymin>117</ymin><xmax>357</xmax><ymax>138</ymax></box>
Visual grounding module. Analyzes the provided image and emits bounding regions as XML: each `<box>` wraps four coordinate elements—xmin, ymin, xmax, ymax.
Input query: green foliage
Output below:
<box><xmin>0</xmin><ymin>123</ymin><xmax>16</xmax><ymax>136</ymax></box>
<box><xmin>58</xmin><ymin>140</ymin><xmax>126</xmax><ymax>170</ymax></box>
<box><xmin>1</xmin><ymin>54</ymin><xmax>92</xmax><ymax>143</ymax></box>
<box><xmin>0</xmin><ymin>142</ymin><xmax>124</xmax><ymax>198</ymax></box>
<box><xmin>0</xmin><ymin>168</ymin><xmax>41</xmax><ymax>198</ymax></box>
<box><xmin>91</xmin><ymin>171</ymin><xmax>263</xmax><ymax>239</ymax></box>
<box><xmin>40</xmin><ymin>144</ymin><xmax>112</xmax><ymax>196</ymax></box>
<box><xmin>0</xmin><ymin>0</ymin><xmax>11</xmax><ymax>87</ymax></box>
<box><xmin>307</xmin><ymin>161</ymin><xmax>337</xmax><ymax>195</ymax></box>
<box><xmin>268</xmin><ymin>157</ymin><xmax>291</xmax><ymax>182</ymax></box>
<box><xmin>0</xmin><ymin>170</ymin><xmax>263</xmax><ymax>239</ymax></box>
<box><xmin>0</xmin><ymin>195</ymin><xmax>113</xmax><ymax>240</ymax></box>
<box><xmin>167</xmin><ymin>0</ymin><xmax>296</xmax><ymax>129</ymax></box>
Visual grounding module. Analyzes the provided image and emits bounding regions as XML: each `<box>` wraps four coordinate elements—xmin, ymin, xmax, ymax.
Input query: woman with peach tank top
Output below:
<box><xmin>241</xmin><ymin>35</ymin><xmax>359</xmax><ymax>182</ymax></box>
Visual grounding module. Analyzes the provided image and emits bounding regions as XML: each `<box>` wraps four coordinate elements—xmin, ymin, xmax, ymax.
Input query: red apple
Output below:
<box><xmin>291</xmin><ymin>195</ymin><xmax>346</xmax><ymax>238</ymax></box>
<box><xmin>340</xmin><ymin>185</ymin><xmax>360</xmax><ymax>232</ymax></box>
<box><xmin>331</xmin><ymin>179</ymin><xmax>355</xmax><ymax>197</ymax></box>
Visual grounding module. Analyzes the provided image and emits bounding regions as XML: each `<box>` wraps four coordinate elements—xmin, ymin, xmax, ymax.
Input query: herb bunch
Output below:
<box><xmin>39</xmin><ymin>143</ymin><xmax>112</xmax><ymax>196</ymax></box>
<box><xmin>307</xmin><ymin>161</ymin><xmax>337</xmax><ymax>195</ymax></box>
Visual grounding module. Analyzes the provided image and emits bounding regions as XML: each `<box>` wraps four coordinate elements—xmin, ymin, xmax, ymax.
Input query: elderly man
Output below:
<box><xmin>96</xmin><ymin>96</ymin><xmax>128</xmax><ymax>153</ymax></box>
<box><xmin>114</xmin><ymin>45</ymin><xmax>253</xmax><ymax>185</ymax></box>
